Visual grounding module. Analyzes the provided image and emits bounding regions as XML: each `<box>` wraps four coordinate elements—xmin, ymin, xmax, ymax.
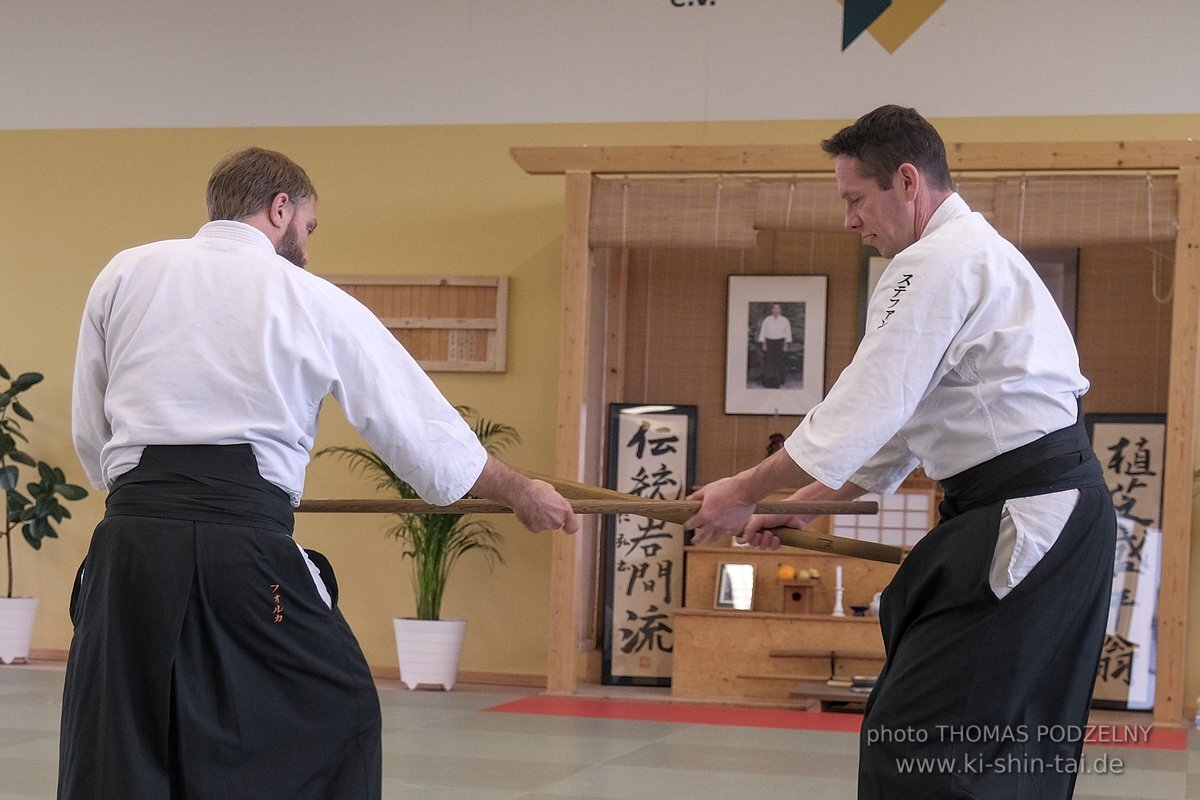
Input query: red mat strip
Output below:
<box><xmin>487</xmin><ymin>695</ymin><xmax>863</xmax><ymax>733</ymax></box>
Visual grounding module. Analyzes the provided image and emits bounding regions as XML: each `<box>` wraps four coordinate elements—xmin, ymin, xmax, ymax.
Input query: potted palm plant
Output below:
<box><xmin>317</xmin><ymin>406</ymin><xmax>514</xmax><ymax>690</ymax></box>
<box><xmin>0</xmin><ymin>363</ymin><xmax>89</xmax><ymax>664</ymax></box>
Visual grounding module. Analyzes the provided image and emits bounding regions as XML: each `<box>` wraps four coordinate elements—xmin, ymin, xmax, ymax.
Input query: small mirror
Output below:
<box><xmin>715</xmin><ymin>563</ymin><xmax>755</xmax><ymax>610</ymax></box>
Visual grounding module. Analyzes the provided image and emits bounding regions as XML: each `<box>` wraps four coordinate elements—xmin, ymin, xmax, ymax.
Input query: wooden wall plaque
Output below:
<box><xmin>326</xmin><ymin>275</ymin><xmax>508</xmax><ymax>372</ymax></box>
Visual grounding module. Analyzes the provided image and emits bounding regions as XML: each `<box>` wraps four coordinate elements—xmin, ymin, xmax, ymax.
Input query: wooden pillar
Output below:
<box><xmin>1155</xmin><ymin>165</ymin><xmax>1200</xmax><ymax>725</ymax></box>
<box><xmin>547</xmin><ymin>171</ymin><xmax>593</xmax><ymax>694</ymax></box>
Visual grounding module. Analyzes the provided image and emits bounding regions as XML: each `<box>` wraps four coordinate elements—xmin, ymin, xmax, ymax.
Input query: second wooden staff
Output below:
<box><xmin>516</xmin><ymin>469</ymin><xmax>902</xmax><ymax>564</ymax></box>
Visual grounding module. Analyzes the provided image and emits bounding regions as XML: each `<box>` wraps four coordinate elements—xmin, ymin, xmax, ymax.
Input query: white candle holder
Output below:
<box><xmin>832</xmin><ymin>588</ymin><xmax>846</xmax><ymax>617</ymax></box>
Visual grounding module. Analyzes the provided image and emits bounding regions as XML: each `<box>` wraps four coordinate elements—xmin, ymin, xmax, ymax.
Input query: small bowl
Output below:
<box><xmin>849</xmin><ymin>604</ymin><xmax>870</xmax><ymax>617</ymax></box>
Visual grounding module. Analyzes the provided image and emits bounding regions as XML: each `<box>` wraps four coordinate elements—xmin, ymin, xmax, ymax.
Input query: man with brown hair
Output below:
<box><xmin>687</xmin><ymin>107</ymin><xmax>1114</xmax><ymax>799</ymax></box>
<box><xmin>62</xmin><ymin>147</ymin><xmax>577</xmax><ymax>798</ymax></box>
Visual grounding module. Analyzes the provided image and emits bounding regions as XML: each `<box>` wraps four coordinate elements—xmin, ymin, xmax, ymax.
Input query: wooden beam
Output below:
<box><xmin>511</xmin><ymin>142</ymin><xmax>1200</xmax><ymax>176</ymax></box>
<box><xmin>945</xmin><ymin>141</ymin><xmax>1200</xmax><ymax>172</ymax></box>
<box><xmin>512</xmin><ymin>145</ymin><xmax>830</xmax><ymax>175</ymax></box>
<box><xmin>547</xmin><ymin>171</ymin><xmax>593</xmax><ymax>695</ymax></box>
<box><xmin>1155</xmin><ymin>165</ymin><xmax>1200</xmax><ymax>727</ymax></box>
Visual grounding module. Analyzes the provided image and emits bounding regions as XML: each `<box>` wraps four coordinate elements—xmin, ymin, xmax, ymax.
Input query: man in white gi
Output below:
<box><xmin>686</xmin><ymin>106</ymin><xmax>1114</xmax><ymax>799</ymax></box>
<box><xmin>61</xmin><ymin>147</ymin><xmax>578</xmax><ymax>799</ymax></box>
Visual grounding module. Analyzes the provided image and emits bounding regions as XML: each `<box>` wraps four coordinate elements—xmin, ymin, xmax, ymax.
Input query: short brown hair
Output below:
<box><xmin>206</xmin><ymin>147</ymin><xmax>316</xmax><ymax>221</ymax></box>
<box><xmin>821</xmin><ymin>105</ymin><xmax>952</xmax><ymax>192</ymax></box>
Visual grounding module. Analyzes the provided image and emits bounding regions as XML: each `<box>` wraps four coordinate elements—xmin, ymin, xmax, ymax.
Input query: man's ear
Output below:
<box><xmin>897</xmin><ymin>163</ymin><xmax>921</xmax><ymax>201</ymax></box>
<box><xmin>266</xmin><ymin>192</ymin><xmax>291</xmax><ymax>230</ymax></box>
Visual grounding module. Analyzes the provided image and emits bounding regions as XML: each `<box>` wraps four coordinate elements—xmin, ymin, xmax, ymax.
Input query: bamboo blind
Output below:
<box><xmin>754</xmin><ymin>178</ymin><xmax>848</xmax><ymax>232</ymax></box>
<box><xmin>589</xmin><ymin>177</ymin><xmax>759</xmax><ymax>249</ymax></box>
<box><xmin>589</xmin><ymin>174</ymin><xmax>1178</xmax><ymax>249</ymax></box>
<box><xmin>955</xmin><ymin>175</ymin><xmax>1178</xmax><ymax>249</ymax></box>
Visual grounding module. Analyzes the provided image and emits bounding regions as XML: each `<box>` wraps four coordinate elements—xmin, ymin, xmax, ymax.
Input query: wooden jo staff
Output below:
<box><xmin>298</xmin><ymin>471</ymin><xmax>903</xmax><ymax>565</ymax></box>
<box><xmin>516</xmin><ymin>469</ymin><xmax>901</xmax><ymax>565</ymax></box>
<box><xmin>298</xmin><ymin>497</ymin><xmax>872</xmax><ymax>518</ymax></box>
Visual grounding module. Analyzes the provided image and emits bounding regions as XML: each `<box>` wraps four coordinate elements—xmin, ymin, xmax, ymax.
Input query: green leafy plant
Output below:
<box><xmin>317</xmin><ymin>406</ymin><xmax>517</xmax><ymax>620</ymax></box>
<box><xmin>0</xmin><ymin>363</ymin><xmax>89</xmax><ymax>598</ymax></box>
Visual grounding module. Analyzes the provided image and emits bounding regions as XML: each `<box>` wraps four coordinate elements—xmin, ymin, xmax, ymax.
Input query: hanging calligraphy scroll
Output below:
<box><xmin>602</xmin><ymin>403</ymin><xmax>697</xmax><ymax>686</ymax></box>
<box><xmin>1086</xmin><ymin>413</ymin><xmax>1165</xmax><ymax>710</ymax></box>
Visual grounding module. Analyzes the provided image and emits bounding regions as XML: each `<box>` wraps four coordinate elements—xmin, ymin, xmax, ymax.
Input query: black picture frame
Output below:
<box><xmin>724</xmin><ymin>274</ymin><xmax>827</xmax><ymax>415</ymax></box>
<box><xmin>602</xmin><ymin>403</ymin><xmax>698</xmax><ymax>686</ymax></box>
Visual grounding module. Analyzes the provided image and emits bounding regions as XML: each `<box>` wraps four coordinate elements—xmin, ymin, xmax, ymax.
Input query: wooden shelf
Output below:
<box><xmin>672</xmin><ymin>547</ymin><xmax>892</xmax><ymax>703</ymax></box>
<box><xmin>736</xmin><ymin>672</ymin><xmax>829</xmax><ymax>683</ymax></box>
<box><xmin>770</xmin><ymin>648</ymin><xmax>884</xmax><ymax>660</ymax></box>
<box><xmin>672</xmin><ymin>609</ymin><xmax>886</xmax><ymax>702</ymax></box>
<box><xmin>673</xmin><ymin>609</ymin><xmax>879</xmax><ymax>622</ymax></box>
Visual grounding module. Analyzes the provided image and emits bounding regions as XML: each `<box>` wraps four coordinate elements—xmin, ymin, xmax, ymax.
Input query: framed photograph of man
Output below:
<box><xmin>724</xmin><ymin>275</ymin><xmax>827</xmax><ymax>415</ymax></box>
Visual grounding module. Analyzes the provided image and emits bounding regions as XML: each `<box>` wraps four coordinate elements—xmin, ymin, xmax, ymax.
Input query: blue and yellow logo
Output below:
<box><xmin>840</xmin><ymin>0</ymin><xmax>948</xmax><ymax>52</ymax></box>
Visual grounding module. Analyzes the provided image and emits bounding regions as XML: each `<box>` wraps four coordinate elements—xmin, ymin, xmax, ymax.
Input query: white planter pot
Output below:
<box><xmin>0</xmin><ymin>596</ymin><xmax>39</xmax><ymax>665</ymax></box>
<box><xmin>393</xmin><ymin>618</ymin><xmax>467</xmax><ymax>691</ymax></box>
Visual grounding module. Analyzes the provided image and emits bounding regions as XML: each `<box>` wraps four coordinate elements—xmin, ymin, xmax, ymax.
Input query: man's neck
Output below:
<box><xmin>913</xmin><ymin>190</ymin><xmax>953</xmax><ymax>240</ymax></box>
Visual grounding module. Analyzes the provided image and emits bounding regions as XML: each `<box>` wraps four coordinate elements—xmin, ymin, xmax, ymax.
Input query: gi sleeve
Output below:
<box><xmin>784</xmin><ymin>249</ymin><xmax>976</xmax><ymax>488</ymax></box>
<box><xmin>316</xmin><ymin>284</ymin><xmax>487</xmax><ymax>506</ymax></box>
<box><xmin>847</xmin><ymin>432</ymin><xmax>920</xmax><ymax>495</ymax></box>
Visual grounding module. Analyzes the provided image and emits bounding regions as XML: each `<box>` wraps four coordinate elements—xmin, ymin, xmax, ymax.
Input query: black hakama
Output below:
<box><xmin>58</xmin><ymin>445</ymin><xmax>381</xmax><ymax>799</ymax></box>
<box><xmin>762</xmin><ymin>338</ymin><xmax>787</xmax><ymax>388</ymax></box>
<box><xmin>858</xmin><ymin>414</ymin><xmax>1115</xmax><ymax>799</ymax></box>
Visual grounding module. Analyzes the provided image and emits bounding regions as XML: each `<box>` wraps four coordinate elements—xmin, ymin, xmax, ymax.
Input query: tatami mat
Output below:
<box><xmin>0</xmin><ymin>662</ymin><xmax>1193</xmax><ymax>799</ymax></box>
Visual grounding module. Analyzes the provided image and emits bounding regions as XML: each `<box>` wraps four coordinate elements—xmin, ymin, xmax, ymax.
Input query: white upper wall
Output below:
<box><xmin>3</xmin><ymin>0</ymin><xmax>1197</xmax><ymax>129</ymax></box>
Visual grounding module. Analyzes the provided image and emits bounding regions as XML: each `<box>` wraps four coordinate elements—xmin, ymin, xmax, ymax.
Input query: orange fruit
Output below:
<box><xmin>776</xmin><ymin>564</ymin><xmax>798</xmax><ymax>580</ymax></box>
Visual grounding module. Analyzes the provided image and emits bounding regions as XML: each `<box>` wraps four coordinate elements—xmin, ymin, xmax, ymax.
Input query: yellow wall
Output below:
<box><xmin>4</xmin><ymin>114</ymin><xmax>1200</xmax><ymax>685</ymax></box>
